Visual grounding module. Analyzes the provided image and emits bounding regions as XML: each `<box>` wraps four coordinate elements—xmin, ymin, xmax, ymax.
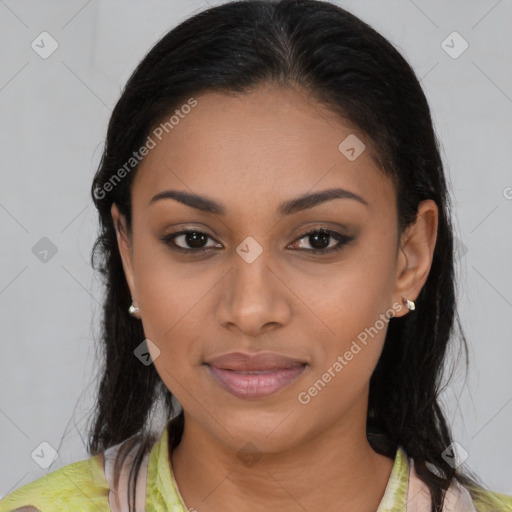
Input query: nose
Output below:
<box><xmin>215</xmin><ymin>254</ymin><xmax>292</xmax><ymax>338</ymax></box>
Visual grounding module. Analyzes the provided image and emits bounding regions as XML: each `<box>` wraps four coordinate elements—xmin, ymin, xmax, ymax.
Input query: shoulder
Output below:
<box><xmin>468</xmin><ymin>486</ymin><xmax>512</xmax><ymax>512</ymax></box>
<box><xmin>406</xmin><ymin>451</ymin><xmax>512</xmax><ymax>512</ymax></box>
<box><xmin>0</xmin><ymin>453</ymin><xmax>110</xmax><ymax>512</ymax></box>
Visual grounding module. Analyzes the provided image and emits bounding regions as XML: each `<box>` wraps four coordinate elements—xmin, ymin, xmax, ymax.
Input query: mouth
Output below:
<box><xmin>204</xmin><ymin>351</ymin><xmax>307</xmax><ymax>399</ymax></box>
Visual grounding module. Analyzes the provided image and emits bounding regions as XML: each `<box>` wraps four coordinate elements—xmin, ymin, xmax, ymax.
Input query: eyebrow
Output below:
<box><xmin>148</xmin><ymin>187</ymin><xmax>368</xmax><ymax>216</ymax></box>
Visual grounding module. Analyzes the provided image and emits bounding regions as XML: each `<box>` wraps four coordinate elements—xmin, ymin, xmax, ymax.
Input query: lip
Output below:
<box><xmin>204</xmin><ymin>351</ymin><xmax>307</xmax><ymax>399</ymax></box>
<box><xmin>205</xmin><ymin>351</ymin><xmax>306</xmax><ymax>371</ymax></box>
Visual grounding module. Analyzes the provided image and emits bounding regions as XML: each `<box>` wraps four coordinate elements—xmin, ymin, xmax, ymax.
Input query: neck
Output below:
<box><xmin>169</xmin><ymin>412</ymin><xmax>394</xmax><ymax>512</ymax></box>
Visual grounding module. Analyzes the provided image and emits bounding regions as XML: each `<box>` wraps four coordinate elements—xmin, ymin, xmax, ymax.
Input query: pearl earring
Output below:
<box><xmin>128</xmin><ymin>299</ymin><xmax>140</xmax><ymax>317</ymax></box>
<box><xmin>403</xmin><ymin>297</ymin><xmax>415</xmax><ymax>311</ymax></box>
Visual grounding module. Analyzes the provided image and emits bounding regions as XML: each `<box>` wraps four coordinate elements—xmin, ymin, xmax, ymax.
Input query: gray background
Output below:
<box><xmin>0</xmin><ymin>0</ymin><xmax>511</xmax><ymax>499</ymax></box>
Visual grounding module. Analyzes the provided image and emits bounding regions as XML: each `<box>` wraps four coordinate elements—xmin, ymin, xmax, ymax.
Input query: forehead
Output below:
<box><xmin>131</xmin><ymin>84</ymin><xmax>395</xmax><ymax>216</ymax></box>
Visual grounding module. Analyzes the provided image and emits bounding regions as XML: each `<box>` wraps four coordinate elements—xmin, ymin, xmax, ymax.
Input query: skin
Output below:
<box><xmin>111</xmin><ymin>83</ymin><xmax>438</xmax><ymax>512</ymax></box>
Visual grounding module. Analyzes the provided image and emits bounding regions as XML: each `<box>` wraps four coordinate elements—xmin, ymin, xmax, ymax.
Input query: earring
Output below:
<box><xmin>403</xmin><ymin>297</ymin><xmax>415</xmax><ymax>311</ymax></box>
<box><xmin>128</xmin><ymin>299</ymin><xmax>140</xmax><ymax>317</ymax></box>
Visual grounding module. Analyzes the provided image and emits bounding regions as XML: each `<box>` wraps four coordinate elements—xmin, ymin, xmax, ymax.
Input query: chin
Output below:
<box><xmin>215</xmin><ymin>409</ymin><xmax>305</xmax><ymax>452</ymax></box>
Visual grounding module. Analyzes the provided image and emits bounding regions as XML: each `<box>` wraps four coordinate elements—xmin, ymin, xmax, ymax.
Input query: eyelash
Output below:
<box><xmin>159</xmin><ymin>227</ymin><xmax>354</xmax><ymax>255</ymax></box>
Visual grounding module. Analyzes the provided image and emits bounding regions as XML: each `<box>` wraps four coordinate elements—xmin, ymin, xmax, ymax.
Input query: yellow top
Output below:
<box><xmin>1</xmin><ymin>422</ymin><xmax>511</xmax><ymax>511</ymax></box>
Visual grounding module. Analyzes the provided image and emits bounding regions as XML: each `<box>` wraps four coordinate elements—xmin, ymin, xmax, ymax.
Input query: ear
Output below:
<box><xmin>393</xmin><ymin>199</ymin><xmax>438</xmax><ymax>317</ymax></box>
<box><xmin>111</xmin><ymin>202</ymin><xmax>138</xmax><ymax>304</ymax></box>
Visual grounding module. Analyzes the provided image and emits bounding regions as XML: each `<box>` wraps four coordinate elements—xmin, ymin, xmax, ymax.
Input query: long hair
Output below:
<box><xmin>88</xmin><ymin>1</ymin><xmax>495</xmax><ymax>510</ymax></box>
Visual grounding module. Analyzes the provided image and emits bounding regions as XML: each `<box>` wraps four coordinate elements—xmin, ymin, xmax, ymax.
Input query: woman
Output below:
<box><xmin>1</xmin><ymin>1</ymin><xmax>510</xmax><ymax>511</ymax></box>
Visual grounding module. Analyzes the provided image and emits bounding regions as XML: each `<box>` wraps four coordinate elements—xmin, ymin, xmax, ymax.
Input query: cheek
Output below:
<box><xmin>133</xmin><ymin>255</ymin><xmax>207</xmax><ymax>381</ymax></box>
<box><xmin>139</xmin><ymin>295</ymin><xmax>207</xmax><ymax>405</ymax></box>
<box><xmin>304</xmin><ymin>237</ymin><xmax>396</xmax><ymax>378</ymax></box>
<box><xmin>133</xmin><ymin>232</ymin><xmax>201</xmax><ymax>335</ymax></box>
<box><xmin>312</xmin><ymin>244</ymin><xmax>395</xmax><ymax>327</ymax></box>
<box><xmin>296</xmin><ymin>289</ymin><xmax>391</xmax><ymax>419</ymax></box>
<box><xmin>309</xmin><ymin>293</ymin><xmax>389</xmax><ymax>389</ymax></box>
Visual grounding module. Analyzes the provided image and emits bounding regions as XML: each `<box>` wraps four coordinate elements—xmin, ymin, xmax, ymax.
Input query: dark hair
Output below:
<box><xmin>88</xmin><ymin>1</ymin><xmax>494</xmax><ymax>511</ymax></box>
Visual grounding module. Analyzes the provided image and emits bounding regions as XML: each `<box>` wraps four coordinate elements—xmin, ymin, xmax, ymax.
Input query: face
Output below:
<box><xmin>112</xmin><ymin>83</ymin><xmax>437</xmax><ymax>455</ymax></box>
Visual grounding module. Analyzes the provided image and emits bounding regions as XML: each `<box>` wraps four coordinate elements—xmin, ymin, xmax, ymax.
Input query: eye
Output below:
<box><xmin>288</xmin><ymin>227</ymin><xmax>354</xmax><ymax>254</ymax></box>
<box><xmin>159</xmin><ymin>226</ymin><xmax>354</xmax><ymax>255</ymax></box>
<box><xmin>159</xmin><ymin>229</ymin><xmax>221</xmax><ymax>252</ymax></box>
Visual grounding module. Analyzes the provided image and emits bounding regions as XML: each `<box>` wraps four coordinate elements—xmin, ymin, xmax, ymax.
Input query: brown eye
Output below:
<box><xmin>289</xmin><ymin>228</ymin><xmax>354</xmax><ymax>254</ymax></box>
<box><xmin>176</xmin><ymin>231</ymin><xmax>209</xmax><ymax>249</ymax></box>
<box><xmin>160</xmin><ymin>229</ymin><xmax>221</xmax><ymax>252</ymax></box>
